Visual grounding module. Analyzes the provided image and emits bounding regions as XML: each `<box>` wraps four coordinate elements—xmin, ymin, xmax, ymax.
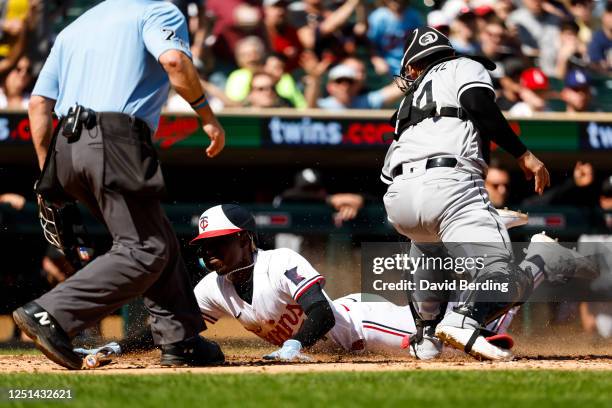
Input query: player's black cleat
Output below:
<box><xmin>160</xmin><ymin>335</ymin><xmax>225</xmax><ymax>367</ymax></box>
<box><xmin>12</xmin><ymin>302</ymin><xmax>83</xmax><ymax>370</ymax></box>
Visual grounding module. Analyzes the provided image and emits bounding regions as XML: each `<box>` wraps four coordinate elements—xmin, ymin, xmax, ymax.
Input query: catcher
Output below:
<box><xmin>74</xmin><ymin>204</ymin><xmax>589</xmax><ymax>366</ymax></box>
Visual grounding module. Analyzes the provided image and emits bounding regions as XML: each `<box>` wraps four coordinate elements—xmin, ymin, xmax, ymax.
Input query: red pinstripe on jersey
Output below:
<box><xmin>293</xmin><ymin>276</ymin><xmax>326</xmax><ymax>300</ymax></box>
<box><xmin>362</xmin><ymin>320</ymin><xmax>412</xmax><ymax>337</ymax></box>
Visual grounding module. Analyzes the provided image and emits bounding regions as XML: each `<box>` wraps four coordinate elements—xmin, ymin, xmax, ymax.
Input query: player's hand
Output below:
<box><xmin>73</xmin><ymin>342</ymin><xmax>122</xmax><ymax>359</ymax></box>
<box><xmin>203</xmin><ymin>120</ymin><xmax>225</xmax><ymax>158</ymax></box>
<box><xmin>263</xmin><ymin>339</ymin><xmax>312</xmax><ymax>362</ymax></box>
<box><xmin>517</xmin><ymin>151</ymin><xmax>550</xmax><ymax>195</ymax></box>
<box><xmin>329</xmin><ymin>193</ymin><xmax>364</xmax><ymax>225</ymax></box>
<box><xmin>335</xmin><ymin>205</ymin><xmax>358</xmax><ymax>223</ymax></box>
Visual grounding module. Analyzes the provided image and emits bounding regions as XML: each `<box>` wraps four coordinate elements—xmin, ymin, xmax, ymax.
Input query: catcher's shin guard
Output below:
<box><xmin>435</xmin><ymin>266</ymin><xmax>530</xmax><ymax>361</ymax></box>
<box><xmin>454</xmin><ymin>264</ymin><xmax>534</xmax><ymax>325</ymax></box>
<box><xmin>405</xmin><ymin>301</ymin><xmax>445</xmax><ymax>360</ymax></box>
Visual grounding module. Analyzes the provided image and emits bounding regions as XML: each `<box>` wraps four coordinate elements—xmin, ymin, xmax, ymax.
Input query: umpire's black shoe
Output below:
<box><xmin>12</xmin><ymin>302</ymin><xmax>83</xmax><ymax>370</ymax></box>
<box><xmin>160</xmin><ymin>335</ymin><xmax>225</xmax><ymax>367</ymax></box>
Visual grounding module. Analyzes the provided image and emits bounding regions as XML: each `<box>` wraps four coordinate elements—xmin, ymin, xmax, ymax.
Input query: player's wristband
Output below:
<box><xmin>188</xmin><ymin>94</ymin><xmax>206</xmax><ymax>106</ymax></box>
<box><xmin>192</xmin><ymin>99</ymin><xmax>209</xmax><ymax>110</ymax></box>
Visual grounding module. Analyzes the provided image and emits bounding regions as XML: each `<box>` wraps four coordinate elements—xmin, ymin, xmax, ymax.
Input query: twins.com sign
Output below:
<box><xmin>264</xmin><ymin>116</ymin><xmax>394</xmax><ymax>147</ymax></box>
<box><xmin>581</xmin><ymin>122</ymin><xmax>612</xmax><ymax>150</ymax></box>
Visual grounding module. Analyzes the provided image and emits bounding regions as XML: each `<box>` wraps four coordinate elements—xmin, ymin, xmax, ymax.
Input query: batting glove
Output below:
<box><xmin>73</xmin><ymin>341</ymin><xmax>122</xmax><ymax>358</ymax></box>
<box><xmin>263</xmin><ymin>339</ymin><xmax>312</xmax><ymax>362</ymax></box>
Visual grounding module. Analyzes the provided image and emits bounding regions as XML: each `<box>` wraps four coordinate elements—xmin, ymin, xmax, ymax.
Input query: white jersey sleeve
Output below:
<box><xmin>272</xmin><ymin>248</ymin><xmax>326</xmax><ymax>301</ymax></box>
<box><xmin>193</xmin><ymin>273</ymin><xmax>228</xmax><ymax>325</ymax></box>
<box><xmin>454</xmin><ymin>58</ymin><xmax>495</xmax><ymax>101</ymax></box>
<box><xmin>380</xmin><ymin>141</ymin><xmax>397</xmax><ymax>185</ymax></box>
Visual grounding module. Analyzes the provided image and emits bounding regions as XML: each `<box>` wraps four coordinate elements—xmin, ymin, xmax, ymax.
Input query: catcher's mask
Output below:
<box><xmin>37</xmin><ymin>193</ymin><xmax>65</xmax><ymax>250</ymax></box>
<box><xmin>393</xmin><ymin>26</ymin><xmax>454</xmax><ymax>93</ymax></box>
<box><xmin>36</xmin><ymin>193</ymin><xmax>94</xmax><ymax>269</ymax></box>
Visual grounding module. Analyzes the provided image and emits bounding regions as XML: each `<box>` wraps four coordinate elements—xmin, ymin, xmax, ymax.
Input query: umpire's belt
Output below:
<box><xmin>96</xmin><ymin>112</ymin><xmax>151</xmax><ymax>139</ymax></box>
<box><xmin>62</xmin><ymin>106</ymin><xmax>151</xmax><ymax>140</ymax></box>
<box><xmin>83</xmin><ymin>110</ymin><xmax>150</xmax><ymax>138</ymax></box>
<box><xmin>391</xmin><ymin>157</ymin><xmax>458</xmax><ymax>179</ymax></box>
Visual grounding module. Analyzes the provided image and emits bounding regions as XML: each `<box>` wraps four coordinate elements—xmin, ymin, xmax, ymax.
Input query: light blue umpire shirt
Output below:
<box><xmin>32</xmin><ymin>0</ymin><xmax>192</xmax><ymax>131</ymax></box>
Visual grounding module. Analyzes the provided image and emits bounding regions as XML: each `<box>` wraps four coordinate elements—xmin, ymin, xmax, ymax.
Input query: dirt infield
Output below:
<box><xmin>2</xmin><ymin>318</ymin><xmax>612</xmax><ymax>374</ymax></box>
<box><xmin>2</xmin><ymin>349</ymin><xmax>612</xmax><ymax>374</ymax></box>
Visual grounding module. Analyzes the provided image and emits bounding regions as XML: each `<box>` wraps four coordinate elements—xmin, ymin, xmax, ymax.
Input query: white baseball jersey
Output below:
<box><xmin>193</xmin><ymin>248</ymin><xmax>517</xmax><ymax>355</ymax></box>
<box><xmin>381</xmin><ymin>57</ymin><xmax>493</xmax><ymax>185</ymax></box>
<box><xmin>194</xmin><ymin>248</ymin><xmax>359</xmax><ymax>347</ymax></box>
<box><xmin>193</xmin><ymin>248</ymin><xmax>418</xmax><ymax>352</ymax></box>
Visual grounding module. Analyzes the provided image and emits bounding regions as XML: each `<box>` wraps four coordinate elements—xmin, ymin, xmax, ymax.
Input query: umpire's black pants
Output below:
<box><xmin>36</xmin><ymin>112</ymin><xmax>204</xmax><ymax>344</ymax></box>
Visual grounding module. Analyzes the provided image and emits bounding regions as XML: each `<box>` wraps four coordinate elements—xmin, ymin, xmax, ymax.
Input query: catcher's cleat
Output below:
<box><xmin>407</xmin><ymin>324</ymin><xmax>442</xmax><ymax>360</ymax></box>
<box><xmin>13</xmin><ymin>302</ymin><xmax>83</xmax><ymax>370</ymax></box>
<box><xmin>435</xmin><ymin>312</ymin><xmax>513</xmax><ymax>361</ymax></box>
<box><xmin>525</xmin><ymin>233</ymin><xmax>599</xmax><ymax>283</ymax></box>
<box><xmin>497</xmin><ymin>208</ymin><xmax>528</xmax><ymax>230</ymax></box>
<box><xmin>160</xmin><ymin>335</ymin><xmax>225</xmax><ymax>367</ymax></box>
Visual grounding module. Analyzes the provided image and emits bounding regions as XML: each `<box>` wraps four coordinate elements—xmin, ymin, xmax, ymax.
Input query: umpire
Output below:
<box><xmin>13</xmin><ymin>0</ymin><xmax>226</xmax><ymax>369</ymax></box>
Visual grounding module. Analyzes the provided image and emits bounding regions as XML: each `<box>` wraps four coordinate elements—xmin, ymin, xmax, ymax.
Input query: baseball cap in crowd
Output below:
<box><xmin>520</xmin><ymin>68</ymin><xmax>549</xmax><ymax>91</ymax></box>
<box><xmin>474</xmin><ymin>5</ymin><xmax>494</xmax><ymax>16</ymax></box>
<box><xmin>328</xmin><ymin>64</ymin><xmax>358</xmax><ymax>82</ymax></box>
<box><xmin>190</xmin><ymin>204</ymin><xmax>256</xmax><ymax>244</ymax></box>
<box><xmin>565</xmin><ymin>69</ymin><xmax>590</xmax><ymax>89</ymax></box>
<box><xmin>427</xmin><ymin>10</ymin><xmax>451</xmax><ymax>29</ymax></box>
<box><xmin>471</xmin><ymin>0</ymin><xmax>495</xmax><ymax>16</ymax></box>
<box><xmin>295</xmin><ymin>168</ymin><xmax>323</xmax><ymax>189</ymax></box>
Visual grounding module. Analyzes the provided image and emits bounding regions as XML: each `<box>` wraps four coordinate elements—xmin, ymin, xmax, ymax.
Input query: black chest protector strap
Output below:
<box><xmin>384</xmin><ymin>55</ymin><xmax>494</xmax><ymax>143</ymax></box>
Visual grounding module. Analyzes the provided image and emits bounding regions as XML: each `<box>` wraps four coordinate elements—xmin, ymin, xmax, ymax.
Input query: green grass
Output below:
<box><xmin>0</xmin><ymin>349</ymin><xmax>39</xmax><ymax>356</ymax></box>
<box><xmin>1</xmin><ymin>371</ymin><xmax>611</xmax><ymax>408</ymax></box>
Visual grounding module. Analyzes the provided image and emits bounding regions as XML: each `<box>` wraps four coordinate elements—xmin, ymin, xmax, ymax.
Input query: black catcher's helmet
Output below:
<box><xmin>394</xmin><ymin>26</ymin><xmax>454</xmax><ymax>92</ymax></box>
<box><xmin>401</xmin><ymin>26</ymin><xmax>454</xmax><ymax>68</ymax></box>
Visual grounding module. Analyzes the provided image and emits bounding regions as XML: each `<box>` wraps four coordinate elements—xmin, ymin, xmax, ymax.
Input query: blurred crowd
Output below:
<box><xmin>0</xmin><ymin>0</ymin><xmax>610</xmax><ymax>114</ymax></box>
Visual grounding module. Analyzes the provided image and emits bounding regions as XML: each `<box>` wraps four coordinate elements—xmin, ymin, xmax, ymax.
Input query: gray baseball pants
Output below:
<box><xmin>383</xmin><ymin>158</ymin><xmax>517</xmax><ymax>320</ymax></box>
<box><xmin>36</xmin><ymin>112</ymin><xmax>204</xmax><ymax>344</ymax></box>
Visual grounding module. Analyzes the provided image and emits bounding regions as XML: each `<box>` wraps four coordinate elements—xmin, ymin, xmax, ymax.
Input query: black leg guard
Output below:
<box><xmin>454</xmin><ymin>264</ymin><xmax>534</xmax><ymax>326</ymax></box>
<box><xmin>409</xmin><ymin>301</ymin><xmax>446</xmax><ymax>344</ymax></box>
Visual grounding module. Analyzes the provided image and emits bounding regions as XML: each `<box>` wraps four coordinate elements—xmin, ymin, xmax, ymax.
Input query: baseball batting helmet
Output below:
<box><xmin>400</xmin><ymin>26</ymin><xmax>454</xmax><ymax>69</ymax></box>
<box><xmin>190</xmin><ymin>204</ymin><xmax>257</xmax><ymax>244</ymax></box>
